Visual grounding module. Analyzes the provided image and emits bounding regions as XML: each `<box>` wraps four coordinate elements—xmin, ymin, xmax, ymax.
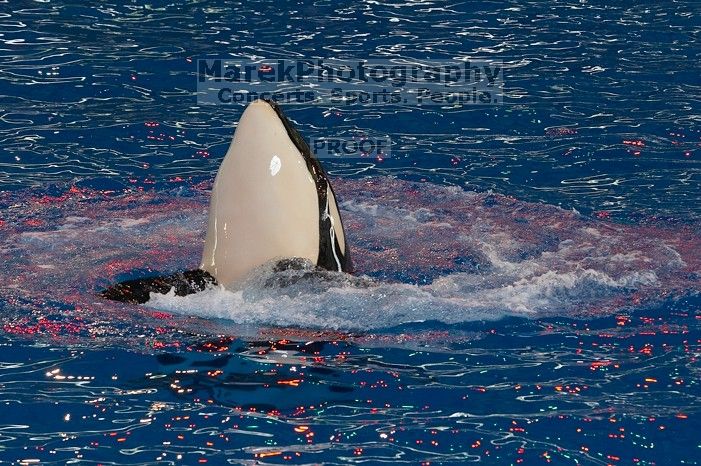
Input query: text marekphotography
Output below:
<box><xmin>198</xmin><ymin>59</ymin><xmax>503</xmax><ymax>106</ymax></box>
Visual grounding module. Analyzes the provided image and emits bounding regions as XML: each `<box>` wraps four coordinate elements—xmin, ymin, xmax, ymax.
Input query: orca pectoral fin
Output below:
<box><xmin>101</xmin><ymin>269</ymin><xmax>217</xmax><ymax>304</ymax></box>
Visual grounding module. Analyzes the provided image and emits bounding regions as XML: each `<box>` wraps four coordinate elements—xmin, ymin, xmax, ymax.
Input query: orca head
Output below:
<box><xmin>200</xmin><ymin>99</ymin><xmax>351</xmax><ymax>289</ymax></box>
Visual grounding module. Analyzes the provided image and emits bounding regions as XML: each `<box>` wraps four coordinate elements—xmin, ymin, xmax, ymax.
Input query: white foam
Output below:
<box><xmin>146</xmin><ymin>266</ymin><xmax>658</xmax><ymax>331</ymax></box>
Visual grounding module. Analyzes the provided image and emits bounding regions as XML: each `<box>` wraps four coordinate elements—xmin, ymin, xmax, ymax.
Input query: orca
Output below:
<box><xmin>102</xmin><ymin>99</ymin><xmax>351</xmax><ymax>304</ymax></box>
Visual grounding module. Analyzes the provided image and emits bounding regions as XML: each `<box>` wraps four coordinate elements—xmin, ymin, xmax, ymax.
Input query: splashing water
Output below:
<box><xmin>1</xmin><ymin>178</ymin><xmax>698</xmax><ymax>345</ymax></box>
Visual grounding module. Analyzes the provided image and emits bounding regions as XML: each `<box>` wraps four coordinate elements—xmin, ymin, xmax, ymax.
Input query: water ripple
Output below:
<box><xmin>0</xmin><ymin>1</ymin><xmax>698</xmax><ymax>219</ymax></box>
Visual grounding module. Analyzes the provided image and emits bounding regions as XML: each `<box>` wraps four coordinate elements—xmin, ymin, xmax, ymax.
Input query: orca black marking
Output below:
<box><xmin>265</xmin><ymin>99</ymin><xmax>351</xmax><ymax>274</ymax></box>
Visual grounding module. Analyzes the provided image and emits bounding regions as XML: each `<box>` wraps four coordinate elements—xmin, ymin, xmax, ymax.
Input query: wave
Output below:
<box><xmin>2</xmin><ymin>178</ymin><xmax>696</xmax><ymax>339</ymax></box>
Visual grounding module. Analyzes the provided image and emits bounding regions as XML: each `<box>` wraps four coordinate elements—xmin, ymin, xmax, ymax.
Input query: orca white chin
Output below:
<box><xmin>101</xmin><ymin>99</ymin><xmax>351</xmax><ymax>304</ymax></box>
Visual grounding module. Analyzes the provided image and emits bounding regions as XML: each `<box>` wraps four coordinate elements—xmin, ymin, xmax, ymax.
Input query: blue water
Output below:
<box><xmin>1</xmin><ymin>1</ymin><xmax>700</xmax><ymax>465</ymax></box>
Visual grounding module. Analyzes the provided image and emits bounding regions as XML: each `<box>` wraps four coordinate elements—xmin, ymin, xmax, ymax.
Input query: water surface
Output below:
<box><xmin>0</xmin><ymin>1</ymin><xmax>700</xmax><ymax>464</ymax></box>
